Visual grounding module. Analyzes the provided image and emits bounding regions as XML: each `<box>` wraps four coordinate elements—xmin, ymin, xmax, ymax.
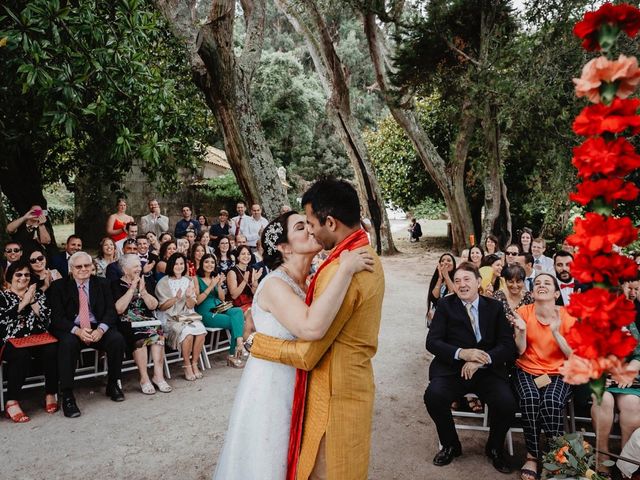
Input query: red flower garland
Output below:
<box><xmin>561</xmin><ymin>3</ymin><xmax>640</xmax><ymax>392</ymax></box>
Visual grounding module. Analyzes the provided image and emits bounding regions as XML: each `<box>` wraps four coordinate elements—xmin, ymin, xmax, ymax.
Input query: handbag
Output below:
<box><xmin>175</xmin><ymin>312</ymin><xmax>202</xmax><ymax>324</ymax></box>
<box><xmin>212</xmin><ymin>301</ymin><xmax>234</xmax><ymax>314</ymax></box>
<box><xmin>8</xmin><ymin>332</ymin><xmax>58</xmax><ymax>348</ymax></box>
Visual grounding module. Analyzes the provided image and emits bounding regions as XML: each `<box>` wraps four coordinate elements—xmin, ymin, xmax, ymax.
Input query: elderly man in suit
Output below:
<box><xmin>50</xmin><ymin>251</ymin><xmax>126</xmax><ymax>418</ymax></box>
<box><xmin>424</xmin><ymin>262</ymin><xmax>517</xmax><ymax>473</ymax></box>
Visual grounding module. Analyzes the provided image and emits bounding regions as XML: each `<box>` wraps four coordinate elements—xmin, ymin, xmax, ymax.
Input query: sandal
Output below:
<box><xmin>467</xmin><ymin>397</ymin><xmax>484</xmax><ymax>413</ymax></box>
<box><xmin>182</xmin><ymin>365</ymin><xmax>196</xmax><ymax>381</ymax></box>
<box><xmin>151</xmin><ymin>378</ymin><xmax>172</xmax><ymax>393</ymax></box>
<box><xmin>140</xmin><ymin>382</ymin><xmax>156</xmax><ymax>395</ymax></box>
<box><xmin>520</xmin><ymin>456</ymin><xmax>539</xmax><ymax>480</ymax></box>
<box><xmin>191</xmin><ymin>363</ymin><xmax>203</xmax><ymax>379</ymax></box>
<box><xmin>45</xmin><ymin>395</ymin><xmax>59</xmax><ymax>414</ymax></box>
<box><xmin>5</xmin><ymin>400</ymin><xmax>30</xmax><ymax>423</ymax></box>
<box><xmin>227</xmin><ymin>355</ymin><xmax>245</xmax><ymax>369</ymax></box>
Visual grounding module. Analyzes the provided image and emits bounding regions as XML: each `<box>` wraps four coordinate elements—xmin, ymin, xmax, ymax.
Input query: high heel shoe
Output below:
<box><xmin>227</xmin><ymin>354</ymin><xmax>245</xmax><ymax>369</ymax></box>
<box><xmin>182</xmin><ymin>365</ymin><xmax>196</xmax><ymax>381</ymax></box>
<box><xmin>5</xmin><ymin>401</ymin><xmax>30</xmax><ymax>423</ymax></box>
<box><xmin>191</xmin><ymin>363</ymin><xmax>203</xmax><ymax>379</ymax></box>
<box><xmin>45</xmin><ymin>395</ymin><xmax>59</xmax><ymax>414</ymax></box>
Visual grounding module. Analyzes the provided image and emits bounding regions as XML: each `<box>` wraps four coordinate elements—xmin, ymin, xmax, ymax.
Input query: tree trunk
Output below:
<box><xmin>155</xmin><ymin>0</ymin><xmax>287</xmax><ymax>218</ymax></box>
<box><xmin>362</xmin><ymin>12</ymin><xmax>474</xmax><ymax>254</ymax></box>
<box><xmin>275</xmin><ymin>0</ymin><xmax>396</xmax><ymax>255</ymax></box>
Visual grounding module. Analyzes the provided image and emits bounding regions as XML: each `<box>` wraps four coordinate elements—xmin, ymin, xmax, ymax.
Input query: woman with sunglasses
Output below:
<box><xmin>0</xmin><ymin>260</ymin><xmax>58</xmax><ymax>422</ymax></box>
<box><xmin>28</xmin><ymin>246</ymin><xmax>61</xmax><ymax>292</ymax></box>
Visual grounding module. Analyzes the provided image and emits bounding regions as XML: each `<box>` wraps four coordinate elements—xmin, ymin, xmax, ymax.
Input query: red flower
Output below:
<box><xmin>574</xmin><ymin>3</ymin><xmax>640</xmax><ymax>51</ymax></box>
<box><xmin>572</xmin><ymin>137</ymin><xmax>640</xmax><ymax>177</ymax></box>
<box><xmin>570</xmin><ymin>178</ymin><xmax>639</xmax><ymax>205</ymax></box>
<box><xmin>567</xmin><ymin>288</ymin><xmax>638</xmax><ymax>330</ymax></box>
<box><xmin>570</xmin><ymin>251</ymin><xmax>639</xmax><ymax>285</ymax></box>
<box><xmin>567</xmin><ymin>213</ymin><xmax>638</xmax><ymax>253</ymax></box>
<box><xmin>573</xmin><ymin>97</ymin><xmax>640</xmax><ymax>136</ymax></box>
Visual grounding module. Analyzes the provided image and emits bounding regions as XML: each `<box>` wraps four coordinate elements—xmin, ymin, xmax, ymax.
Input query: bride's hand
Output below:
<box><xmin>339</xmin><ymin>247</ymin><xmax>375</xmax><ymax>275</ymax></box>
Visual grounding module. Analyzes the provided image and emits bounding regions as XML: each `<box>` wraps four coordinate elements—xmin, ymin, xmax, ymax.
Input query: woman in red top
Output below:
<box><xmin>106</xmin><ymin>198</ymin><xmax>134</xmax><ymax>242</ymax></box>
<box><xmin>511</xmin><ymin>273</ymin><xmax>575</xmax><ymax>480</ymax></box>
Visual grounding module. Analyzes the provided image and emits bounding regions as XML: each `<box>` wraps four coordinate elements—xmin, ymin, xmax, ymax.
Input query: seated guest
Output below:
<box><xmin>511</xmin><ymin>273</ymin><xmax>575</xmax><ymax>480</ymax></box>
<box><xmin>140</xmin><ymin>199</ymin><xmax>169</xmax><ymax>237</ymax></box>
<box><xmin>215</xmin><ymin>236</ymin><xmax>235</xmax><ymax>293</ymax></box>
<box><xmin>521</xmin><ymin>253</ymin><xmax>536</xmax><ymax>292</ymax></box>
<box><xmin>484</xmin><ymin>234</ymin><xmax>503</xmax><ymax>257</ymax></box>
<box><xmin>194</xmin><ymin>254</ymin><xmax>246</xmax><ymax>368</ymax></box>
<box><xmin>159</xmin><ymin>231</ymin><xmax>174</xmax><ymax>245</ymax></box>
<box><xmin>136</xmin><ymin>234</ymin><xmax>158</xmax><ymax>282</ymax></box>
<box><xmin>209</xmin><ymin>209</ymin><xmax>231</xmax><ymax>248</ymax></box>
<box><xmin>197</xmin><ymin>230</ymin><xmax>214</xmax><ymax>255</ymax></box>
<box><xmin>188</xmin><ymin>243</ymin><xmax>206</xmax><ymax>277</ymax></box>
<box><xmin>590</xmin><ymin>277</ymin><xmax>640</xmax><ymax>477</ymax></box>
<box><xmin>155</xmin><ymin>252</ymin><xmax>207</xmax><ymax>381</ymax></box>
<box><xmin>467</xmin><ymin>244</ymin><xmax>484</xmax><ymax>269</ymax></box>
<box><xmin>185</xmin><ymin>230</ymin><xmax>196</xmax><ymax>247</ymax></box>
<box><xmin>504</xmin><ymin>243</ymin><xmax>522</xmax><ymax>266</ymax></box>
<box><xmin>28</xmin><ymin>246</ymin><xmax>61</xmax><ymax>292</ymax></box>
<box><xmin>0</xmin><ymin>261</ymin><xmax>58</xmax><ymax>422</ymax></box>
<box><xmin>228</xmin><ymin>234</ymin><xmax>237</xmax><ymax>251</ymax></box>
<box><xmin>146</xmin><ymin>231</ymin><xmax>161</xmax><ymax>256</ymax></box>
<box><xmin>197</xmin><ymin>214</ymin><xmax>209</xmax><ymax>230</ymax></box>
<box><xmin>424</xmin><ymin>262</ymin><xmax>517</xmax><ymax>473</ymax></box>
<box><xmin>115</xmin><ymin>222</ymin><xmax>138</xmax><ymax>255</ymax></box>
<box><xmin>493</xmin><ymin>264</ymin><xmax>533</xmax><ymax>318</ymax></box>
<box><xmin>479</xmin><ymin>254</ymin><xmax>504</xmax><ymax>295</ymax></box>
<box><xmin>426</xmin><ymin>253</ymin><xmax>457</xmax><ymax>324</ymax></box>
<box><xmin>155</xmin><ymin>240</ymin><xmax>177</xmax><ymax>280</ymax></box>
<box><xmin>6</xmin><ymin>205</ymin><xmax>51</xmax><ymax>253</ymax></box>
<box><xmin>106</xmin><ymin>238</ymin><xmax>137</xmax><ymax>282</ymax></box>
<box><xmin>176</xmin><ymin>237</ymin><xmax>190</xmax><ymax>255</ymax></box>
<box><xmin>553</xmin><ymin>250</ymin><xmax>588</xmax><ymax>306</ymax></box>
<box><xmin>113</xmin><ymin>255</ymin><xmax>171</xmax><ymax>395</ymax></box>
<box><xmin>50</xmin><ymin>251</ymin><xmax>126</xmax><ymax>417</ymax></box>
<box><xmin>50</xmin><ymin>235</ymin><xmax>83</xmax><ymax>279</ymax></box>
<box><xmin>227</xmin><ymin>245</ymin><xmax>260</xmax><ymax>313</ymax></box>
<box><xmin>2</xmin><ymin>240</ymin><xmax>23</xmax><ymax>271</ymax></box>
<box><xmin>93</xmin><ymin>237</ymin><xmax>118</xmax><ymax>278</ymax></box>
<box><xmin>106</xmin><ymin>198</ymin><xmax>134</xmax><ymax>243</ymax></box>
<box><xmin>531</xmin><ymin>238</ymin><xmax>554</xmax><ymax>273</ymax></box>
<box><xmin>519</xmin><ymin>227</ymin><xmax>533</xmax><ymax>254</ymax></box>
<box><xmin>618</xmin><ymin>427</ymin><xmax>640</xmax><ymax>480</ymax></box>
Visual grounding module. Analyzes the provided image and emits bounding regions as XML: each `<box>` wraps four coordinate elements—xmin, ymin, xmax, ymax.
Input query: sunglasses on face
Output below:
<box><xmin>505</xmin><ymin>252</ymin><xmax>519</xmax><ymax>256</ymax></box>
<box><xmin>29</xmin><ymin>255</ymin><xmax>45</xmax><ymax>264</ymax></box>
<box><xmin>73</xmin><ymin>263</ymin><xmax>92</xmax><ymax>270</ymax></box>
<box><xmin>5</xmin><ymin>248</ymin><xmax>21</xmax><ymax>253</ymax></box>
<box><xmin>14</xmin><ymin>272</ymin><xmax>30</xmax><ymax>278</ymax></box>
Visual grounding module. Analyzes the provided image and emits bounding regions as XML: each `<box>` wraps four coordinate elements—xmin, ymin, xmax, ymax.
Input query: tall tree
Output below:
<box><xmin>155</xmin><ymin>0</ymin><xmax>288</xmax><ymax>217</ymax></box>
<box><xmin>274</xmin><ymin>0</ymin><xmax>396</xmax><ymax>254</ymax></box>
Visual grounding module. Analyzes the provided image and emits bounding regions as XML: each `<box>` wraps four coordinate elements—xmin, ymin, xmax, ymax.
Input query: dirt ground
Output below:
<box><xmin>1</xmin><ymin>221</ymin><xmax>526</xmax><ymax>479</ymax></box>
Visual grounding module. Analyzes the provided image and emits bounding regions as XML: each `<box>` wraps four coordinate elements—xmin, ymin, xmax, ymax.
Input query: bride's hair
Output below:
<box><xmin>261</xmin><ymin>211</ymin><xmax>297</xmax><ymax>270</ymax></box>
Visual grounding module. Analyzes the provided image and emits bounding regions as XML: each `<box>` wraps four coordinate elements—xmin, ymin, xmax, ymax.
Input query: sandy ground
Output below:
<box><xmin>1</xmin><ymin>221</ymin><xmax>526</xmax><ymax>479</ymax></box>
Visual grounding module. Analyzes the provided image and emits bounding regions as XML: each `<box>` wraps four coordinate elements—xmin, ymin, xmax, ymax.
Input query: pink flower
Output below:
<box><xmin>609</xmin><ymin>356</ymin><xmax>640</xmax><ymax>385</ymax></box>
<box><xmin>574</xmin><ymin>54</ymin><xmax>640</xmax><ymax>103</ymax></box>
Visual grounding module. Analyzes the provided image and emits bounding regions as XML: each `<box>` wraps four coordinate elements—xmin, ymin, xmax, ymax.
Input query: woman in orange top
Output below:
<box><xmin>511</xmin><ymin>273</ymin><xmax>575</xmax><ymax>480</ymax></box>
<box><xmin>106</xmin><ymin>198</ymin><xmax>134</xmax><ymax>242</ymax></box>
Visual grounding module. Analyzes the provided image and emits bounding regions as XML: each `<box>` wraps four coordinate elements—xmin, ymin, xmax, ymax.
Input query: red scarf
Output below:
<box><xmin>286</xmin><ymin>228</ymin><xmax>370</xmax><ymax>480</ymax></box>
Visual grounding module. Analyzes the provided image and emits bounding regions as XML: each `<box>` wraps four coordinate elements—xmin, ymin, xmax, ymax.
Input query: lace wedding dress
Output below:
<box><xmin>213</xmin><ymin>270</ymin><xmax>304</xmax><ymax>480</ymax></box>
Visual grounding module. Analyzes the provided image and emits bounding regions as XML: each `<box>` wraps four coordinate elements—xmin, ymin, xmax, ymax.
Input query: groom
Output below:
<box><xmin>249</xmin><ymin>178</ymin><xmax>385</xmax><ymax>480</ymax></box>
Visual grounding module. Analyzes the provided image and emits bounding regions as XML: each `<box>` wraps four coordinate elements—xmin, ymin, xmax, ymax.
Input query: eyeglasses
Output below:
<box><xmin>5</xmin><ymin>248</ymin><xmax>21</xmax><ymax>253</ymax></box>
<box><xmin>505</xmin><ymin>252</ymin><xmax>519</xmax><ymax>256</ymax></box>
<box><xmin>73</xmin><ymin>263</ymin><xmax>92</xmax><ymax>270</ymax></box>
<box><xmin>29</xmin><ymin>255</ymin><xmax>45</xmax><ymax>264</ymax></box>
<box><xmin>14</xmin><ymin>272</ymin><xmax>30</xmax><ymax>278</ymax></box>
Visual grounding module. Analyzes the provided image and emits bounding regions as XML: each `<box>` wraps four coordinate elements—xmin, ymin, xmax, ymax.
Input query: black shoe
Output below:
<box><xmin>62</xmin><ymin>395</ymin><xmax>81</xmax><ymax>418</ymax></box>
<box><xmin>485</xmin><ymin>447</ymin><xmax>513</xmax><ymax>474</ymax></box>
<box><xmin>433</xmin><ymin>445</ymin><xmax>462</xmax><ymax>466</ymax></box>
<box><xmin>106</xmin><ymin>383</ymin><xmax>125</xmax><ymax>402</ymax></box>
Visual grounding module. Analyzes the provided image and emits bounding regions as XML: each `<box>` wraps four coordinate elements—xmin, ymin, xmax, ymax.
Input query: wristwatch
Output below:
<box><xmin>244</xmin><ymin>333</ymin><xmax>256</xmax><ymax>353</ymax></box>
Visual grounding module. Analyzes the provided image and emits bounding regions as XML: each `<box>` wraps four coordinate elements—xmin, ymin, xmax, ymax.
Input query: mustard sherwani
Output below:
<box><xmin>251</xmin><ymin>246</ymin><xmax>385</xmax><ymax>480</ymax></box>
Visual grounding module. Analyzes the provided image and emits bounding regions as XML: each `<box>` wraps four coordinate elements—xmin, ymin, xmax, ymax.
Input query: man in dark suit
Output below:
<box><xmin>50</xmin><ymin>251</ymin><xmax>126</xmax><ymax>418</ymax></box>
<box><xmin>50</xmin><ymin>234</ymin><xmax>83</xmax><ymax>279</ymax></box>
<box><xmin>424</xmin><ymin>262</ymin><xmax>517</xmax><ymax>473</ymax></box>
<box><xmin>553</xmin><ymin>250</ymin><xmax>589</xmax><ymax>306</ymax></box>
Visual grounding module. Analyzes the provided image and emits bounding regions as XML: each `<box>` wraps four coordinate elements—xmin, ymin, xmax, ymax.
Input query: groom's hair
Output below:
<box><xmin>301</xmin><ymin>178</ymin><xmax>360</xmax><ymax>228</ymax></box>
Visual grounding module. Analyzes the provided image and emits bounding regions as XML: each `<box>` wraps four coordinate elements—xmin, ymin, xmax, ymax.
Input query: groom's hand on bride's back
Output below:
<box><xmin>339</xmin><ymin>247</ymin><xmax>375</xmax><ymax>275</ymax></box>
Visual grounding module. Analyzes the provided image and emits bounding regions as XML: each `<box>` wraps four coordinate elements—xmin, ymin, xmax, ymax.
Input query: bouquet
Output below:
<box><xmin>542</xmin><ymin>433</ymin><xmax>612</xmax><ymax>479</ymax></box>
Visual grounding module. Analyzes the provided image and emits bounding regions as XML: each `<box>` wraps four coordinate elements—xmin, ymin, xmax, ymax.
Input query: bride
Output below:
<box><xmin>213</xmin><ymin>211</ymin><xmax>373</xmax><ymax>479</ymax></box>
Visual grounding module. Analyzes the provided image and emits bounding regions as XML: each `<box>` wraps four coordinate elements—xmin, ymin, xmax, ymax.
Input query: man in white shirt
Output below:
<box><xmin>140</xmin><ymin>199</ymin><xmax>169</xmax><ymax>237</ymax></box>
<box><xmin>239</xmin><ymin>204</ymin><xmax>269</xmax><ymax>250</ymax></box>
<box><xmin>229</xmin><ymin>201</ymin><xmax>251</xmax><ymax>238</ymax></box>
<box><xmin>531</xmin><ymin>238</ymin><xmax>554</xmax><ymax>273</ymax></box>
<box><xmin>554</xmin><ymin>250</ymin><xmax>577</xmax><ymax>306</ymax></box>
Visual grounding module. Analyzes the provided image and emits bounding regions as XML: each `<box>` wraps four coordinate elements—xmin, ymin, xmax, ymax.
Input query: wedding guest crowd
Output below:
<box><xmin>0</xmin><ymin>197</ymin><xmax>276</xmax><ymax>421</ymax></box>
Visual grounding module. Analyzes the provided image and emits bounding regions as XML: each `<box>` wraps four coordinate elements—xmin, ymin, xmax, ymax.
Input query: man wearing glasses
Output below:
<box><xmin>1</xmin><ymin>241</ymin><xmax>23</xmax><ymax>271</ymax></box>
<box><xmin>50</xmin><ymin>251</ymin><xmax>126</xmax><ymax>418</ymax></box>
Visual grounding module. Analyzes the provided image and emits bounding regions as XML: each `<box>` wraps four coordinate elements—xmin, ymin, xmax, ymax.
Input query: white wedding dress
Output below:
<box><xmin>213</xmin><ymin>270</ymin><xmax>304</xmax><ymax>480</ymax></box>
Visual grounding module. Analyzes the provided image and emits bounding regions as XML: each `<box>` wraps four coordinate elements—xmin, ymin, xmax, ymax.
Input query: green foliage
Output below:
<box><xmin>0</xmin><ymin>0</ymin><xmax>215</xmax><ymax>195</ymax></box>
<box><xmin>364</xmin><ymin>95</ymin><xmax>452</xmax><ymax>211</ymax></box>
<box><xmin>201</xmin><ymin>174</ymin><xmax>244</xmax><ymax>211</ymax></box>
<box><xmin>411</xmin><ymin>197</ymin><xmax>447</xmax><ymax>220</ymax></box>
